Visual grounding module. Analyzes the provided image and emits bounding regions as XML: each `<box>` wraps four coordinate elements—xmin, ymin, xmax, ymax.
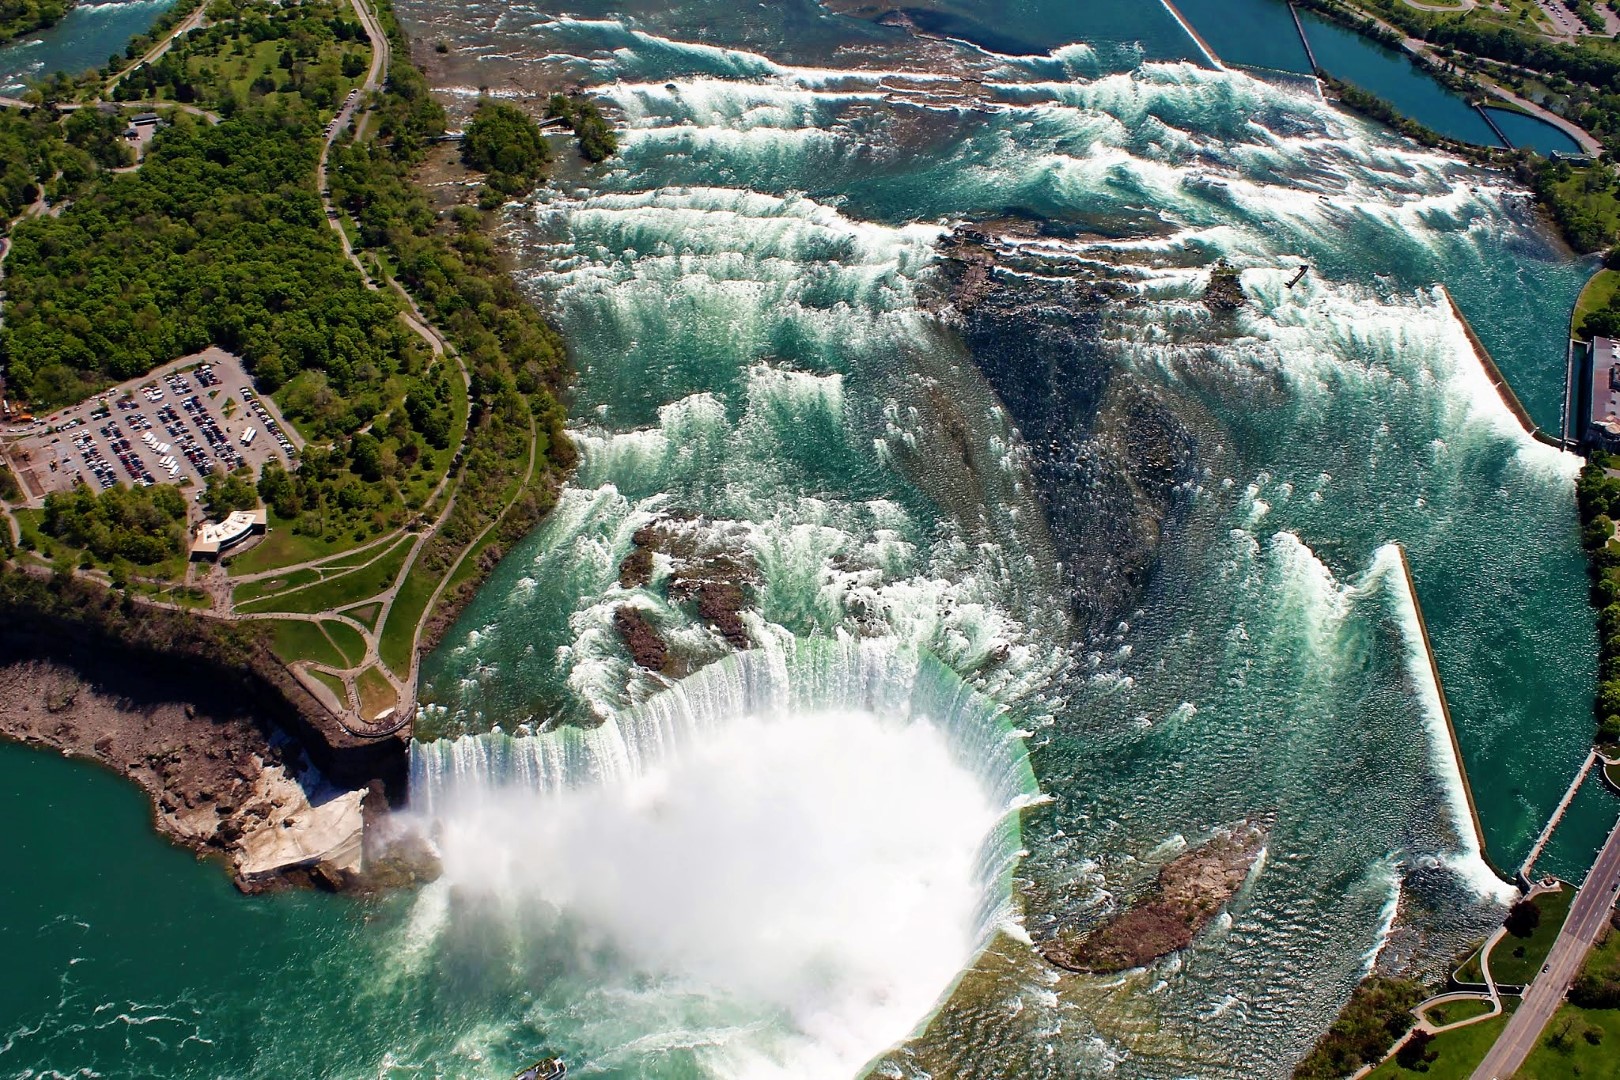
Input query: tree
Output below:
<box><xmin>460</xmin><ymin>98</ymin><xmax>551</xmax><ymax>196</ymax></box>
<box><xmin>1394</xmin><ymin>1030</ymin><xmax>1434</xmax><ymax>1070</ymax></box>
<box><xmin>1505</xmin><ymin>898</ymin><xmax>1542</xmax><ymax>938</ymax></box>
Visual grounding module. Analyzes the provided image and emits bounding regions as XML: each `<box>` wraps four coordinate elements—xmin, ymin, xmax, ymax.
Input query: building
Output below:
<box><xmin>190</xmin><ymin>507</ymin><xmax>267</xmax><ymax>560</ymax></box>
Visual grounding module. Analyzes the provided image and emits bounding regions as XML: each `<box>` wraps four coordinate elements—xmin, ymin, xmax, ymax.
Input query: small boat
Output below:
<box><xmin>513</xmin><ymin>1058</ymin><xmax>566</xmax><ymax>1080</ymax></box>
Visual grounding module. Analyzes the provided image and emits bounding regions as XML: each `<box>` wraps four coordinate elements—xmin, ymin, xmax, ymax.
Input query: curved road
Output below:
<box><xmin>1471</xmin><ymin>816</ymin><xmax>1620</xmax><ymax>1079</ymax></box>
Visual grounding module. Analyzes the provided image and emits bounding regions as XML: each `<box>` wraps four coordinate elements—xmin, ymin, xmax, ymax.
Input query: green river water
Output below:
<box><xmin>1</xmin><ymin>1</ymin><xmax>1616</xmax><ymax>1077</ymax></box>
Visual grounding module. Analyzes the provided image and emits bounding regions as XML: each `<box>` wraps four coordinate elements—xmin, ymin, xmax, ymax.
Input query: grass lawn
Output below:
<box><xmin>355</xmin><ymin>665</ymin><xmax>396</xmax><ymax>721</ymax></box>
<box><xmin>322</xmin><ymin>619</ymin><xmax>367</xmax><ymax>668</ymax></box>
<box><xmin>236</xmin><ymin>537</ymin><xmax>412</xmax><ymax>616</ymax></box>
<box><xmin>379</xmin><ymin>561</ymin><xmax>437</xmax><ymax>676</ymax></box>
<box><xmin>1490</xmin><ymin>889</ymin><xmax>1576</xmax><ymax>986</ymax></box>
<box><xmin>232</xmin><ymin>566</ymin><xmax>321</xmax><ymax>606</ymax></box>
<box><xmin>309</xmin><ymin>667</ymin><xmax>349</xmax><ymax>707</ymax></box>
<box><xmin>1365</xmin><ymin>1011</ymin><xmax>1510</xmax><ymax>1080</ymax></box>
<box><xmin>342</xmin><ymin>601</ymin><xmax>382</xmax><ymax>631</ymax></box>
<box><xmin>1606</xmin><ymin>761</ymin><xmax>1620</xmax><ymax>791</ymax></box>
<box><xmin>1515</xmin><ymin>1005</ymin><xmax>1620</xmax><ymax>1078</ymax></box>
<box><xmin>257</xmin><ymin>618</ymin><xmax>345</xmax><ymax>668</ymax></box>
<box><xmin>1422</xmin><ymin>998</ymin><xmax>1494</xmax><ymax>1027</ymax></box>
<box><xmin>226</xmin><ymin>512</ymin><xmax>374</xmax><ymax>576</ymax></box>
<box><xmin>1575</xmin><ymin>268</ymin><xmax>1620</xmax><ymax>338</ymax></box>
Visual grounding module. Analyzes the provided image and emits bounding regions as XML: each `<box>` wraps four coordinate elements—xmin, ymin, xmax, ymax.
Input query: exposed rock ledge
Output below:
<box><xmin>1043</xmin><ymin>818</ymin><xmax>1269</xmax><ymax>974</ymax></box>
<box><xmin>0</xmin><ymin>653</ymin><xmax>374</xmax><ymax>893</ymax></box>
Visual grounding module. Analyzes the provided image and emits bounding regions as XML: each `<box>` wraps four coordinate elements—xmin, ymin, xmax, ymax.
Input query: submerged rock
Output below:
<box><xmin>614</xmin><ymin>605</ymin><xmax>670</xmax><ymax>671</ymax></box>
<box><xmin>1043</xmin><ymin>818</ymin><xmax>1269</xmax><ymax>974</ymax></box>
<box><xmin>1203</xmin><ymin>258</ymin><xmax>1246</xmax><ymax>312</ymax></box>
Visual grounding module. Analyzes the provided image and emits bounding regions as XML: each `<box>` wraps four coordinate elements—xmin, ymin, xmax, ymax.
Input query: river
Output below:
<box><xmin>0</xmin><ymin>1</ymin><xmax>1610</xmax><ymax>1077</ymax></box>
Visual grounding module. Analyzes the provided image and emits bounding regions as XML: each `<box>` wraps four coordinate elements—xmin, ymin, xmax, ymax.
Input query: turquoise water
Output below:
<box><xmin>1486</xmin><ymin>106</ymin><xmax>1583</xmax><ymax>156</ymax></box>
<box><xmin>3</xmin><ymin>1</ymin><xmax>1618</xmax><ymax>1077</ymax></box>
<box><xmin>0</xmin><ymin>0</ymin><xmax>176</xmax><ymax>94</ymax></box>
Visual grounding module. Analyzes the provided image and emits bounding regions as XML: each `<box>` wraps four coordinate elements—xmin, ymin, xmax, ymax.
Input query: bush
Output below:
<box><xmin>461</xmin><ymin>98</ymin><xmax>551</xmax><ymax>196</ymax></box>
<box><xmin>1293</xmin><ymin>978</ymin><xmax>1425</xmax><ymax>1080</ymax></box>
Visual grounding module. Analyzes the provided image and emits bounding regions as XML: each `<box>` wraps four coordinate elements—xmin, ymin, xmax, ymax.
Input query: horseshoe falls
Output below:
<box><xmin>386</xmin><ymin>0</ymin><xmax>1608</xmax><ymax>1075</ymax></box>
<box><xmin>4</xmin><ymin>0</ymin><xmax>1608</xmax><ymax>1077</ymax></box>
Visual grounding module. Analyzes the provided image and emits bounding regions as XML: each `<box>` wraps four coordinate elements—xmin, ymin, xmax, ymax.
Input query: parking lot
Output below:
<box><xmin>1</xmin><ymin>348</ymin><xmax>303</xmax><ymax>507</ymax></box>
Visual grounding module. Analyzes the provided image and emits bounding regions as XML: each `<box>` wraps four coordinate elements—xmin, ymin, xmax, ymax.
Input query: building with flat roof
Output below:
<box><xmin>190</xmin><ymin>507</ymin><xmax>267</xmax><ymax>560</ymax></box>
<box><xmin>1587</xmin><ymin>337</ymin><xmax>1620</xmax><ymax>452</ymax></box>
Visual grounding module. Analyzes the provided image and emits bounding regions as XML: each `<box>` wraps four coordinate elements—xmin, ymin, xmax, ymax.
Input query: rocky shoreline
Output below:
<box><xmin>0</xmin><ymin>571</ymin><xmax>420</xmax><ymax>893</ymax></box>
<box><xmin>0</xmin><ymin>652</ymin><xmax>374</xmax><ymax>893</ymax></box>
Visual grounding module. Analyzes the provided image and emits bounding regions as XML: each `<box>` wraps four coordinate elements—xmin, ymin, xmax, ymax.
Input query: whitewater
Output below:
<box><xmin>374</xmin><ymin>1</ymin><xmax>1614</xmax><ymax>1075</ymax></box>
<box><xmin>0</xmin><ymin>1</ymin><xmax>1601</xmax><ymax>1077</ymax></box>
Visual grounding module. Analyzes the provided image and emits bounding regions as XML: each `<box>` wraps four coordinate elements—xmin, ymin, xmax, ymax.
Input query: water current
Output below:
<box><xmin>0</xmin><ymin>1</ymin><xmax>1612</xmax><ymax>1078</ymax></box>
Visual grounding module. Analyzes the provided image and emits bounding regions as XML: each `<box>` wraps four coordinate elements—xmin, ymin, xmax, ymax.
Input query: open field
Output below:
<box><xmin>235</xmin><ymin>536</ymin><xmax>413</xmax><ymax>615</ymax></box>
<box><xmin>1365</xmin><ymin>1009</ymin><xmax>1512</xmax><ymax>1079</ymax></box>
<box><xmin>1491</xmin><ymin>888</ymin><xmax>1577</xmax><ymax>985</ymax></box>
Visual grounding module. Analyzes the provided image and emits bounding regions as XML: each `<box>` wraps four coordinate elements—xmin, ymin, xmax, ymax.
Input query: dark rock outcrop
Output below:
<box><xmin>1042</xmin><ymin>819</ymin><xmax>1269</xmax><ymax>974</ymax></box>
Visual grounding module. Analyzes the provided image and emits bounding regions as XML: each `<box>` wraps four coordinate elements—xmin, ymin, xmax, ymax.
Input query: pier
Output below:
<box><xmin>1288</xmin><ymin>2</ymin><xmax>1320</xmax><ymax>73</ymax></box>
<box><xmin>1517</xmin><ymin>748</ymin><xmax>1599</xmax><ymax>886</ymax></box>
<box><xmin>1287</xmin><ymin>265</ymin><xmax>1309</xmax><ymax>289</ymax></box>
<box><xmin>1475</xmin><ymin>104</ymin><xmax>1513</xmax><ymax>151</ymax></box>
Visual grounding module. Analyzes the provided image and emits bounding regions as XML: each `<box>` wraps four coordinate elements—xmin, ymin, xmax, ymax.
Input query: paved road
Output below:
<box><xmin>1471</xmin><ymin>816</ymin><xmax>1620</xmax><ymax>1079</ymax></box>
<box><xmin>106</xmin><ymin>1</ymin><xmax>210</xmax><ymax>95</ymax></box>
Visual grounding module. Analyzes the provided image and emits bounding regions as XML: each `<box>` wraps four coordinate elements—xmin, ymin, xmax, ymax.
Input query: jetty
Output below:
<box><xmin>1475</xmin><ymin>104</ymin><xmax>1513</xmax><ymax>150</ymax></box>
<box><xmin>1288</xmin><ymin>2</ymin><xmax>1320</xmax><ymax>72</ymax></box>
<box><xmin>1517</xmin><ymin>748</ymin><xmax>1599</xmax><ymax>886</ymax></box>
<box><xmin>1160</xmin><ymin>0</ymin><xmax>1225</xmax><ymax>70</ymax></box>
<box><xmin>1438</xmin><ymin>285</ymin><xmax>1570</xmax><ymax>449</ymax></box>
<box><xmin>1396</xmin><ymin>545</ymin><xmax>1506</xmax><ymax>883</ymax></box>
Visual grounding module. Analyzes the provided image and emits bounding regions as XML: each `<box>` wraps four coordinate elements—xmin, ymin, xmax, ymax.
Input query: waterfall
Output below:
<box><xmin>411</xmin><ymin>637</ymin><xmax>1040</xmax><ymax>950</ymax></box>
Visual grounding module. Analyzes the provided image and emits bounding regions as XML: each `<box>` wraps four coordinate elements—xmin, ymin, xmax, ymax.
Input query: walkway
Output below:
<box><xmin>1335</xmin><ymin>0</ymin><xmax>1603</xmax><ymax>156</ymax></box>
<box><xmin>1520</xmin><ymin>748</ymin><xmax>1600</xmax><ymax>882</ymax></box>
<box><xmin>1470</xmin><ymin>814</ymin><xmax>1620</xmax><ymax>1079</ymax></box>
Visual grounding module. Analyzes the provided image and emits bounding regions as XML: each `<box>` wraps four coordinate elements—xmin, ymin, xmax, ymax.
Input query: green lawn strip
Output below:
<box><xmin>1421</xmin><ymin>998</ymin><xmax>1494</xmax><ymax>1027</ymax></box>
<box><xmin>379</xmin><ymin>561</ymin><xmax>438</xmax><ymax>676</ymax></box>
<box><xmin>226</xmin><ymin>511</ymin><xmax>375</xmax><ymax>576</ymax></box>
<box><xmin>1575</xmin><ymin>269</ymin><xmax>1620</xmax><ymax>338</ymax></box>
<box><xmin>232</xmin><ymin>567</ymin><xmax>321</xmax><ymax>606</ymax></box>
<box><xmin>1454</xmin><ymin>946</ymin><xmax>1487</xmax><ymax>987</ymax></box>
<box><xmin>1515</xmin><ymin>1004</ymin><xmax>1620</xmax><ymax>1078</ymax></box>
<box><xmin>1365</xmin><ymin>1010</ymin><xmax>1511</xmax><ymax>1080</ymax></box>
<box><xmin>235</xmin><ymin>536</ymin><xmax>412</xmax><ymax>615</ymax></box>
<box><xmin>1606</xmin><ymin>761</ymin><xmax>1620</xmax><ymax>790</ymax></box>
<box><xmin>355</xmin><ymin>665</ymin><xmax>396</xmax><ymax>721</ymax></box>
<box><xmin>321</xmin><ymin>619</ymin><xmax>367</xmax><ymax>668</ymax></box>
<box><xmin>253</xmin><ymin>618</ymin><xmax>345</xmax><ymax>668</ymax></box>
<box><xmin>308</xmin><ymin>666</ymin><xmax>349</xmax><ymax>707</ymax></box>
<box><xmin>1490</xmin><ymin>889</ymin><xmax>1577</xmax><ymax>986</ymax></box>
<box><xmin>342</xmin><ymin>601</ymin><xmax>382</xmax><ymax>631</ymax></box>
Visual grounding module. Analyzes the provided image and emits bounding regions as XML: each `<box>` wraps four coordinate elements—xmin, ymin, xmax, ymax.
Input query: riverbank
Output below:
<box><xmin>0</xmin><ymin>567</ymin><xmax>411</xmax><ymax>891</ymax></box>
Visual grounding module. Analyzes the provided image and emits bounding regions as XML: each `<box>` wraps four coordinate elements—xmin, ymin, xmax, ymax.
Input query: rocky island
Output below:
<box><xmin>1043</xmin><ymin>818</ymin><xmax>1269</xmax><ymax>974</ymax></box>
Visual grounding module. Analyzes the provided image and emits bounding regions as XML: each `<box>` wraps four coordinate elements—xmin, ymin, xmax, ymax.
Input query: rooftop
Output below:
<box><xmin>1592</xmin><ymin>337</ymin><xmax>1620</xmax><ymax>432</ymax></box>
<box><xmin>192</xmin><ymin>507</ymin><xmax>266</xmax><ymax>557</ymax></box>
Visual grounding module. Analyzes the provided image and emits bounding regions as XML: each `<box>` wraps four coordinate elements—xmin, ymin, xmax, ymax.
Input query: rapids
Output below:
<box><xmin>402</xmin><ymin>2</ymin><xmax>1598</xmax><ymax>1073</ymax></box>
<box><xmin>0</xmin><ymin>2</ymin><xmax>1606</xmax><ymax>1078</ymax></box>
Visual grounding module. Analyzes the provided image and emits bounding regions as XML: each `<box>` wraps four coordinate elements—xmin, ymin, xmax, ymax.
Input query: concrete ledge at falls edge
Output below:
<box><xmin>1438</xmin><ymin>284</ymin><xmax>1557</xmax><ymax>445</ymax></box>
<box><xmin>1395</xmin><ymin>543</ymin><xmax>1513</xmax><ymax>886</ymax></box>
